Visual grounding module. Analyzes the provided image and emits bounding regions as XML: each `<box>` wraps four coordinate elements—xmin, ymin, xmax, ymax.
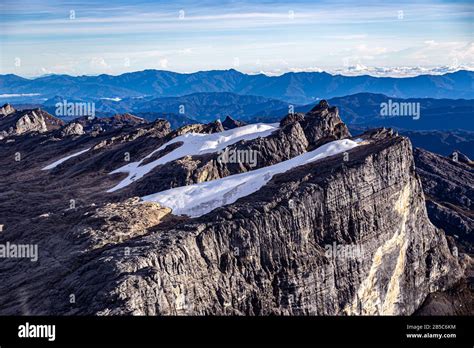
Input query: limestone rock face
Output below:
<box><xmin>173</xmin><ymin>120</ymin><xmax>224</xmax><ymax>136</ymax></box>
<box><xmin>279</xmin><ymin>112</ymin><xmax>305</xmax><ymax>127</ymax></box>
<box><xmin>71</xmin><ymin>197</ymin><xmax>171</xmax><ymax>251</ymax></box>
<box><xmin>85</xmin><ymin>135</ymin><xmax>459</xmax><ymax>315</ymax></box>
<box><xmin>415</xmin><ymin>254</ymin><xmax>473</xmax><ymax>315</ymax></box>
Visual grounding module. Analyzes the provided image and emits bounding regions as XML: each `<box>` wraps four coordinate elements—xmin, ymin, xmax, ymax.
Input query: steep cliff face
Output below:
<box><xmin>414</xmin><ymin>148</ymin><xmax>473</xmax><ymax>254</ymax></box>
<box><xmin>0</xmin><ymin>102</ymin><xmax>463</xmax><ymax>315</ymax></box>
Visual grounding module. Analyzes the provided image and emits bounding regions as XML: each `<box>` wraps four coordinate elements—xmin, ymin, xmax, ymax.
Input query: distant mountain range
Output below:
<box><xmin>39</xmin><ymin>92</ymin><xmax>290</xmax><ymax>123</ymax></box>
<box><xmin>349</xmin><ymin>126</ymin><xmax>474</xmax><ymax>159</ymax></box>
<box><xmin>253</xmin><ymin>93</ymin><xmax>474</xmax><ymax>131</ymax></box>
<box><xmin>8</xmin><ymin>93</ymin><xmax>473</xmax><ymax>158</ymax></box>
<box><xmin>1</xmin><ymin>69</ymin><xmax>473</xmax><ymax>104</ymax></box>
<box><xmin>11</xmin><ymin>91</ymin><xmax>474</xmax><ymax>131</ymax></box>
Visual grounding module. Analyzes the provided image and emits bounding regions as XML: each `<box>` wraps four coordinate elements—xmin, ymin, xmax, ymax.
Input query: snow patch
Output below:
<box><xmin>142</xmin><ymin>138</ymin><xmax>362</xmax><ymax>217</ymax></box>
<box><xmin>42</xmin><ymin>148</ymin><xmax>91</xmax><ymax>170</ymax></box>
<box><xmin>107</xmin><ymin>122</ymin><xmax>279</xmax><ymax>192</ymax></box>
<box><xmin>100</xmin><ymin>97</ymin><xmax>122</xmax><ymax>102</ymax></box>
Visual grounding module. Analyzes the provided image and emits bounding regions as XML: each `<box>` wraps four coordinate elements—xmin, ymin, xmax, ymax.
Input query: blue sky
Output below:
<box><xmin>0</xmin><ymin>0</ymin><xmax>472</xmax><ymax>76</ymax></box>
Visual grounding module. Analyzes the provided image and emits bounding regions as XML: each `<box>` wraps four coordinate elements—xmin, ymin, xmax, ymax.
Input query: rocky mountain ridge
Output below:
<box><xmin>0</xmin><ymin>100</ymin><xmax>469</xmax><ymax>315</ymax></box>
<box><xmin>0</xmin><ymin>103</ymin><xmax>64</xmax><ymax>139</ymax></box>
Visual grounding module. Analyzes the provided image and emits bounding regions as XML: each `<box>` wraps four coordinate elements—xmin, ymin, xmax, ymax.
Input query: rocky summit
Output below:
<box><xmin>0</xmin><ymin>100</ymin><xmax>470</xmax><ymax>315</ymax></box>
<box><xmin>0</xmin><ymin>104</ymin><xmax>64</xmax><ymax>139</ymax></box>
<box><xmin>222</xmin><ymin>115</ymin><xmax>247</xmax><ymax>130</ymax></box>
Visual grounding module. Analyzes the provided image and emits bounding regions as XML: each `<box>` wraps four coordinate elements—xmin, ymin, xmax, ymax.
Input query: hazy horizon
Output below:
<box><xmin>2</xmin><ymin>65</ymin><xmax>474</xmax><ymax>80</ymax></box>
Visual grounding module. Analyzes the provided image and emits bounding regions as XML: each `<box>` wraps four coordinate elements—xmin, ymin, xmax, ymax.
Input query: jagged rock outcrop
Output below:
<box><xmin>90</xmin><ymin>119</ymin><xmax>172</xmax><ymax>150</ymax></box>
<box><xmin>0</xmin><ymin>108</ymin><xmax>64</xmax><ymax>139</ymax></box>
<box><xmin>73</xmin><ymin>113</ymin><xmax>147</xmax><ymax>135</ymax></box>
<box><xmin>173</xmin><ymin>120</ymin><xmax>224</xmax><ymax>136</ymax></box>
<box><xmin>0</xmin><ymin>103</ymin><xmax>15</xmax><ymax>117</ymax></box>
<box><xmin>60</xmin><ymin>122</ymin><xmax>85</xmax><ymax>137</ymax></box>
<box><xmin>222</xmin><ymin>115</ymin><xmax>246</xmax><ymax>130</ymax></box>
<box><xmin>450</xmin><ymin>150</ymin><xmax>473</xmax><ymax>165</ymax></box>
<box><xmin>301</xmin><ymin>100</ymin><xmax>351</xmax><ymax>148</ymax></box>
<box><xmin>279</xmin><ymin>112</ymin><xmax>305</xmax><ymax>127</ymax></box>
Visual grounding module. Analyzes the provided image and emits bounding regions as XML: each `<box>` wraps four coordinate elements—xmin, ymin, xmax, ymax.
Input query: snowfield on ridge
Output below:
<box><xmin>142</xmin><ymin>138</ymin><xmax>362</xmax><ymax>217</ymax></box>
<box><xmin>107</xmin><ymin>122</ymin><xmax>279</xmax><ymax>192</ymax></box>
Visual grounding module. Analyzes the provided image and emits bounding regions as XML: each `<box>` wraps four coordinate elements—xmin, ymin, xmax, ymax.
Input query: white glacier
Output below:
<box><xmin>107</xmin><ymin>122</ymin><xmax>279</xmax><ymax>192</ymax></box>
<box><xmin>142</xmin><ymin>138</ymin><xmax>362</xmax><ymax>218</ymax></box>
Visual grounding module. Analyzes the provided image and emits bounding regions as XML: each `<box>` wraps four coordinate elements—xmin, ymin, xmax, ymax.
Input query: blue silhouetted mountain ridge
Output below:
<box><xmin>1</xmin><ymin>69</ymin><xmax>472</xmax><ymax>104</ymax></box>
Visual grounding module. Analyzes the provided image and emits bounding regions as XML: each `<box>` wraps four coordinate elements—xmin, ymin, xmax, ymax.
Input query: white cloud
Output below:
<box><xmin>89</xmin><ymin>57</ymin><xmax>111</xmax><ymax>69</ymax></box>
<box><xmin>159</xmin><ymin>59</ymin><xmax>169</xmax><ymax>68</ymax></box>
